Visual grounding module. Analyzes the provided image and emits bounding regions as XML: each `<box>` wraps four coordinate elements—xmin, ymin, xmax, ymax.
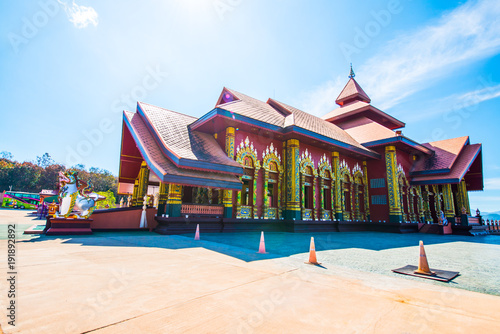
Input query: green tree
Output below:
<box><xmin>38</xmin><ymin>164</ymin><xmax>66</xmax><ymax>191</ymax></box>
<box><xmin>0</xmin><ymin>151</ymin><xmax>13</xmax><ymax>160</ymax></box>
<box><xmin>36</xmin><ymin>153</ymin><xmax>55</xmax><ymax>168</ymax></box>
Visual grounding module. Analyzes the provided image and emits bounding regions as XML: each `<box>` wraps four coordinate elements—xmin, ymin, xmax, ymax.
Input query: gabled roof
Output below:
<box><xmin>137</xmin><ymin>102</ymin><xmax>242</xmax><ymax>173</ymax></box>
<box><xmin>412</xmin><ymin>136</ymin><xmax>470</xmax><ymax>174</ymax></box>
<box><xmin>208</xmin><ymin>88</ymin><xmax>378</xmax><ymax>157</ymax></box>
<box><xmin>321</xmin><ymin>101</ymin><xmax>405</xmax><ymax>130</ymax></box>
<box><xmin>267</xmin><ymin>99</ymin><xmax>371</xmax><ymax>152</ymax></box>
<box><xmin>215</xmin><ymin>88</ymin><xmax>285</xmax><ymax>127</ymax></box>
<box><xmin>335</xmin><ymin>78</ymin><xmax>371</xmax><ymax>105</ymax></box>
<box><xmin>122</xmin><ymin>110</ymin><xmax>242</xmax><ymax>189</ymax></box>
<box><xmin>340</xmin><ymin>117</ymin><xmax>397</xmax><ymax>144</ymax></box>
<box><xmin>411</xmin><ymin>144</ymin><xmax>482</xmax><ymax>187</ymax></box>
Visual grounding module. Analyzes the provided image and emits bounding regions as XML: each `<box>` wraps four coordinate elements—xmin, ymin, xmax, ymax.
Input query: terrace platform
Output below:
<box><xmin>154</xmin><ymin>217</ymin><xmax>420</xmax><ymax>234</ymax></box>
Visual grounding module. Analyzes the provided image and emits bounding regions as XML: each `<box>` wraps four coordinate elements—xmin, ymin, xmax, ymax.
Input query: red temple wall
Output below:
<box><xmin>366</xmin><ymin>147</ymin><xmax>389</xmax><ymax>222</ymax></box>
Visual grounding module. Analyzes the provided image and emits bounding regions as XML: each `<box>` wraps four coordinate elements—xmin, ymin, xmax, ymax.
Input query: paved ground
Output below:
<box><xmin>1</xmin><ymin>209</ymin><xmax>499</xmax><ymax>333</ymax></box>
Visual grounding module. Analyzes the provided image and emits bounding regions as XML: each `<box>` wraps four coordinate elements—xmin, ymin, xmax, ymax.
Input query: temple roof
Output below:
<box><xmin>206</xmin><ymin>87</ymin><xmax>377</xmax><ymax>157</ymax></box>
<box><xmin>411</xmin><ymin>143</ymin><xmax>482</xmax><ymax>189</ymax></box>
<box><xmin>137</xmin><ymin>102</ymin><xmax>242</xmax><ymax>173</ymax></box>
<box><xmin>122</xmin><ymin>110</ymin><xmax>242</xmax><ymax>189</ymax></box>
<box><xmin>267</xmin><ymin>98</ymin><xmax>369</xmax><ymax>151</ymax></box>
<box><xmin>215</xmin><ymin>88</ymin><xmax>286</xmax><ymax>127</ymax></box>
<box><xmin>335</xmin><ymin>77</ymin><xmax>371</xmax><ymax>105</ymax></box>
<box><xmin>412</xmin><ymin>136</ymin><xmax>470</xmax><ymax>174</ymax></box>
<box><xmin>340</xmin><ymin>117</ymin><xmax>397</xmax><ymax>144</ymax></box>
<box><xmin>322</xmin><ymin>100</ymin><xmax>405</xmax><ymax>130</ymax></box>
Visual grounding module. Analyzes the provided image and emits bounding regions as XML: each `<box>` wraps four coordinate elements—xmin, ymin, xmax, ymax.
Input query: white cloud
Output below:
<box><xmin>403</xmin><ymin>81</ymin><xmax>500</xmax><ymax>122</ymax></box>
<box><xmin>454</xmin><ymin>83</ymin><xmax>500</xmax><ymax>108</ymax></box>
<box><xmin>362</xmin><ymin>0</ymin><xmax>500</xmax><ymax>109</ymax></box>
<box><xmin>59</xmin><ymin>1</ymin><xmax>98</xmax><ymax>28</ymax></box>
<box><xmin>300</xmin><ymin>0</ymin><xmax>500</xmax><ymax>114</ymax></box>
<box><xmin>485</xmin><ymin>177</ymin><xmax>500</xmax><ymax>190</ymax></box>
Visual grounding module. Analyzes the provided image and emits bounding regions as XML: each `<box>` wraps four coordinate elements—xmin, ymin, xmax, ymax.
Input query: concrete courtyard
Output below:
<box><xmin>1</xmin><ymin>208</ymin><xmax>499</xmax><ymax>333</ymax></box>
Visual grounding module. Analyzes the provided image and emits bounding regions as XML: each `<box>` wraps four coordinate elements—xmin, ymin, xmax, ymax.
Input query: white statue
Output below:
<box><xmin>56</xmin><ymin>171</ymin><xmax>105</xmax><ymax>219</ymax></box>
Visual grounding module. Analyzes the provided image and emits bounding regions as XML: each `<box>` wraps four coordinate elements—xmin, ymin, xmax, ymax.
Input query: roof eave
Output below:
<box><xmin>363</xmin><ymin>136</ymin><xmax>433</xmax><ymax>155</ymax></box>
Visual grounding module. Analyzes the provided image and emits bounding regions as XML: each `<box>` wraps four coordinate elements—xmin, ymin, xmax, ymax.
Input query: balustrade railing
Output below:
<box><xmin>181</xmin><ymin>204</ymin><xmax>223</xmax><ymax>216</ymax></box>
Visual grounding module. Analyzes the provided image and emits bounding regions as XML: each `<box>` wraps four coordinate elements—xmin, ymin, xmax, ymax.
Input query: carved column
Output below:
<box><xmin>385</xmin><ymin>146</ymin><xmax>402</xmax><ymax>223</ymax></box>
<box><xmin>157</xmin><ymin>182</ymin><xmax>169</xmax><ymax>215</ymax></box>
<box><xmin>253</xmin><ymin>168</ymin><xmax>259</xmax><ymax>218</ymax></box>
<box><xmin>300</xmin><ymin>174</ymin><xmax>305</xmax><ymax>219</ymax></box>
<box><xmin>277</xmin><ymin>173</ymin><xmax>282</xmax><ymax>219</ymax></box>
<box><xmin>284</xmin><ymin>139</ymin><xmax>301</xmax><ymax>220</ymax></box>
<box><xmin>442</xmin><ymin>184</ymin><xmax>456</xmax><ymax>224</ymax></box>
<box><xmin>136</xmin><ymin>161</ymin><xmax>149</xmax><ymax>207</ymax></box>
<box><xmin>363</xmin><ymin>161</ymin><xmax>370</xmax><ymax>221</ymax></box>
<box><xmin>263</xmin><ymin>170</ymin><xmax>269</xmax><ymax>219</ymax></box>
<box><xmin>458</xmin><ymin>179</ymin><xmax>470</xmax><ymax>215</ymax></box>
<box><xmin>223</xmin><ymin>127</ymin><xmax>235</xmax><ymax>218</ymax></box>
<box><xmin>422</xmin><ymin>185</ymin><xmax>432</xmax><ymax>222</ymax></box>
<box><xmin>320</xmin><ymin>178</ymin><xmax>325</xmax><ymax>219</ymax></box>
<box><xmin>208</xmin><ymin>188</ymin><xmax>213</xmax><ymax>204</ymax></box>
<box><xmin>312</xmin><ymin>175</ymin><xmax>317</xmax><ymax>220</ymax></box>
<box><xmin>165</xmin><ymin>184</ymin><xmax>182</xmax><ymax>217</ymax></box>
<box><xmin>132</xmin><ymin>179</ymin><xmax>139</xmax><ymax>206</ymax></box>
<box><xmin>416</xmin><ymin>186</ymin><xmax>425</xmax><ymax>222</ymax></box>
<box><xmin>332</xmin><ymin>152</ymin><xmax>342</xmax><ymax>220</ymax></box>
<box><xmin>331</xmin><ymin>179</ymin><xmax>335</xmax><ymax>220</ymax></box>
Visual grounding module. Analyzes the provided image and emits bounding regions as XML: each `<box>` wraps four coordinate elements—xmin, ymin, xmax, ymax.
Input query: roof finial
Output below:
<box><xmin>349</xmin><ymin>63</ymin><xmax>355</xmax><ymax>79</ymax></box>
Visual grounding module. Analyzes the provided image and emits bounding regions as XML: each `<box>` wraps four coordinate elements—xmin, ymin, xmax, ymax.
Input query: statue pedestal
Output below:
<box><xmin>45</xmin><ymin>217</ymin><xmax>93</xmax><ymax>235</ymax></box>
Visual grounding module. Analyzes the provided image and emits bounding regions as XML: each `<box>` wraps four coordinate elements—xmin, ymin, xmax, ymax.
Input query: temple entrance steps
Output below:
<box><xmin>418</xmin><ymin>222</ymin><xmax>489</xmax><ymax>236</ymax></box>
<box><xmin>452</xmin><ymin>223</ymin><xmax>489</xmax><ymax>236</ymax></box>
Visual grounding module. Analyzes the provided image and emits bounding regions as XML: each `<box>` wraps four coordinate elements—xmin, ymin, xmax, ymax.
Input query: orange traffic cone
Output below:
<box><xmin>305</xmin><ymin>237</ymin><xmax>321</xmax><ymax>265</ymax></box>
<box><xmin>258</xmin><ymin>231</ymin><xmax>266</xmax><ymax>254</ymax></box>
<box><xmin>194</xmin><ymin>224</ymin><xmax>200</xmax><ymax>240</ymax></box>
<box><xmin>414</xmin><ymin>240</ymin><xmax>435</xmax><ymax>276</ymax></box>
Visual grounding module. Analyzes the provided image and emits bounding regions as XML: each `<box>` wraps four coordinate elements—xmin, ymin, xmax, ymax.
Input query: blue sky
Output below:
<box><xmin>1</xmin><ymin>0</ymin><xmax>499</xmax><ymax>212</ymax></box>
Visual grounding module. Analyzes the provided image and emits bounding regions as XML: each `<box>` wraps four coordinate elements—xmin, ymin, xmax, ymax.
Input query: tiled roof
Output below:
<box><xmin>412</xmin><ymin>144</ymin><xmax>481</xmax><ymax>183</ymax></box>
<box><xmin>216</xmin><ymin>88</ymin><xmax>285</xmax><ymax>127</ymax></box>
<box><xmin>138</xmin><ymin>102</ymin><xmax>241</xmax><ymax>169</ymax></box>
<box><xmin>341</xmin><ymin>117</ymin><xmax>396</xmax><ymax>144</ymax></box>
<box><xmin>124</xmin><ymin>111</ymin><xmax>242</xmax><ymax>189</ymax></box>
<box><xmin>321</xmin><ymin>101</ymin><xmax>370</xmax><ymax>121</ymax></box>
<box><xmin>214</xmin><ymin>88</ymin><xmax>374</xmax><ymax>155</ymax></box>
<box><xmin>321</xmin><ymin>100</ymin><xmax>405</xmax><ymax>130</ymax></box>
<box><xmin>268</xmin><ymin>99</ymin><xmax>372</xmax><ymax>152</ymax></box>
<box><xmin>335</xmin><ymin>78</ymin><xmax>371</xmax><ymax>105</ymax></box>
<box><xmin>412</xmin><ymin>136</ymin><xmax>469</xmax><ymax>173</ymax></box>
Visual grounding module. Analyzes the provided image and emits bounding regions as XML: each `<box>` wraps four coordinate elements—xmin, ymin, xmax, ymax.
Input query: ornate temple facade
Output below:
<box><xmin>118</xmin><ymin>72</ymin><xmax>483</xmax><ymax>228</ymax></box>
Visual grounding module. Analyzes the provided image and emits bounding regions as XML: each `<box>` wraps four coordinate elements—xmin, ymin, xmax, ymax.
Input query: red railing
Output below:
<box><xmin>468</xmin><ymin>217</ymin><xmax>480</xmax><ymax>225</ymax></box>
<box><xmin>181</xmin><ymin>204</ymin><xmax>224</xmax><ymax>216</ymax></box>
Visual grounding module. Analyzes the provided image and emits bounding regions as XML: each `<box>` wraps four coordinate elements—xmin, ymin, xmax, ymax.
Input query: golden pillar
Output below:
<box><xmin>458</xmin><ymin>180</ymin><xmax>470</xmax><ymax>215</ymax></box>
<box><xmin>136</xmin><ymin>161</ymin><xmax>149</xmax><ymax>207</ymax></box>
<box><xmin>165</xmin><ymin>184</ymin><xmax>182</xmax><ymax>217</ymax></box>
<box><xmin>385</xmin><ymin>146</ymin><xmax>402</xmax><ymax>223</ymax></box>
<box><xmin>132</xmin><ymin>179</ymin><xmax>139</xmax><ymax>206</ymax></box>
<box><xmin>363</xmin><ymin>161</ymin><xmax>370</xmax><ymax>221</ymax></box>
<box><xmin>332</xmin><ymin>152</ymin><xmax>342</xmax><ymax>220</ymax></box>
<box><xmin>223</xmin><ymin>127</ymin><xmax>235</xmax><ymax>218</ymax></box>
<box><xmin>442</xmin><ymin>184</ymin><xmax>456</xmax><ymax>223</ymax></box>
<box><xmin>284</xmin><ymin>139</ymin><xmax>301</xmax><ymax>220</ymax></box>
<box><xmin>157</xmin><ymin>182</ymin><xmax>169</xmax><ymax>215</ymax></box>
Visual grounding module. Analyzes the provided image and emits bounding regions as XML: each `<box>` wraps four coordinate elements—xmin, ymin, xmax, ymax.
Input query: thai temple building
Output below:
<box><xmin>118</xmin><ymin>69</ymin><xmax>483</xmax><ymax>233</ymax></box>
